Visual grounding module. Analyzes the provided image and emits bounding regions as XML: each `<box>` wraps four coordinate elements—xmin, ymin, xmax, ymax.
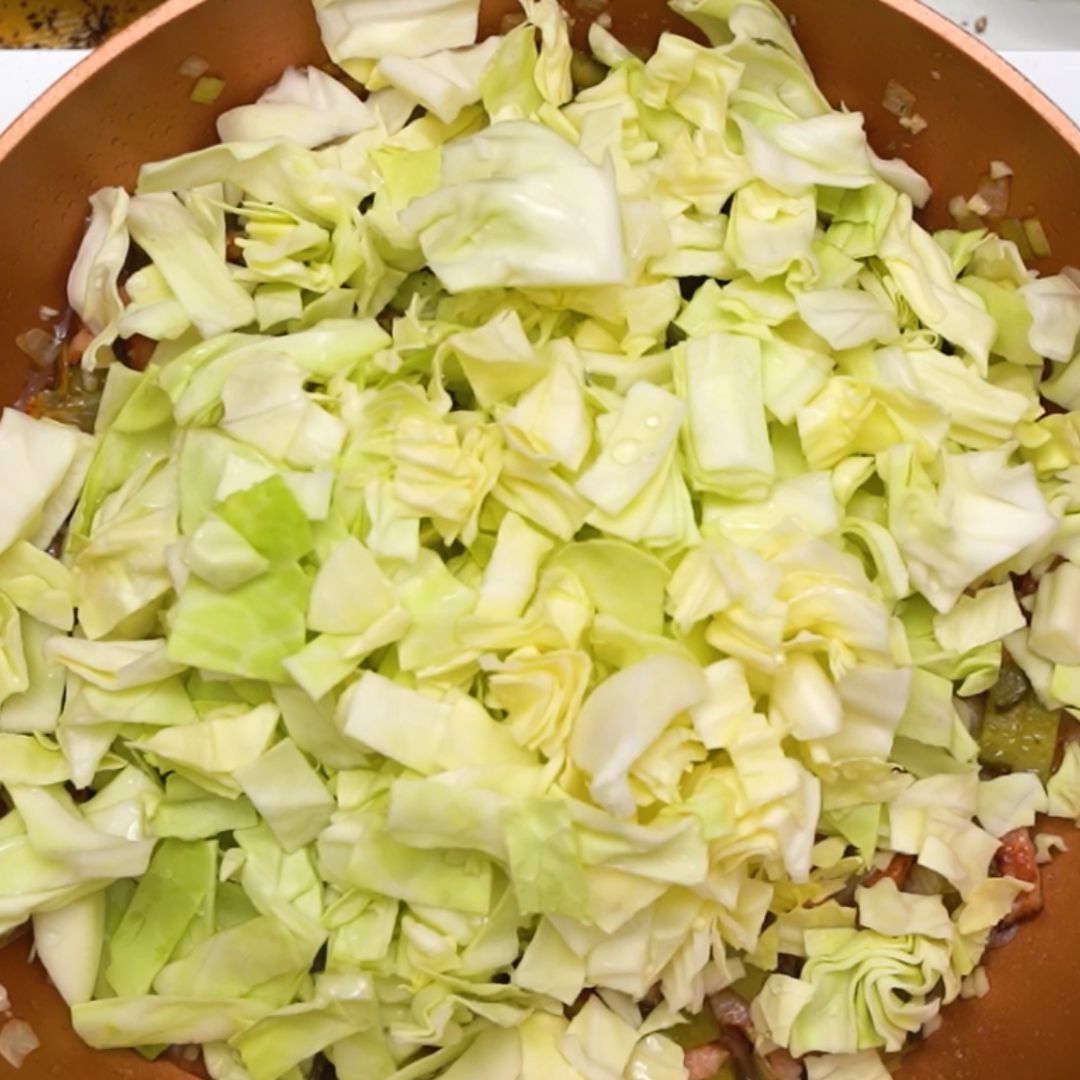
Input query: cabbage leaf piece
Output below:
<box><xmin>401</xmin><ymin>121</ymin><xmax>626</xmax><ymax>290</ymax></box>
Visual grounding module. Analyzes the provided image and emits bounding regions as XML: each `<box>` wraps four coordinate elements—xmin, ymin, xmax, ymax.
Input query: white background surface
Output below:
<box><xmin>0</xmin><ymin>50</ymin><xmax>87</xmax><ymax>133</ymax></box>
<box><xmin>1</xmin><ymin>45</ymin><xmax>1079</xmax><ymax>136</ymax></box>
<box><xmin>928</xmin><ymin>0</ymin><xmax>1080</xmax><ymax>48</ymax></box>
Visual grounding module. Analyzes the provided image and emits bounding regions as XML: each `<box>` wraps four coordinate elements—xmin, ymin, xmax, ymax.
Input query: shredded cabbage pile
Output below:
<box><xmin>3</xmin><ymin>0</ymin><xmax>1080</xmax><ymax>1077</ymax></box>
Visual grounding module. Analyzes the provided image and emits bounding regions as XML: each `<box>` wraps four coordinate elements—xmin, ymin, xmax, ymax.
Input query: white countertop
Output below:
<box><xmin>1</xmin><ymin>47</ymin><xmax>1079</xmax><ymax>136</ymax></box>
<box><xmin>1</xmin><ymin>50</ymin><xmax>88</xmax><ymax>133</ymax></box>
<box><xmin>928</xmin><ymin>0</ymin><xmax>1080</xmax><ymax>49</ymax></box>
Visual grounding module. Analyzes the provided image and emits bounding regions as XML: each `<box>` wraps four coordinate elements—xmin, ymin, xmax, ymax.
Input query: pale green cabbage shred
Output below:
<box><xmin>2</xmin><ymin>0</ymin><xmax>1080</xmax><ymax>1078</ymax></box>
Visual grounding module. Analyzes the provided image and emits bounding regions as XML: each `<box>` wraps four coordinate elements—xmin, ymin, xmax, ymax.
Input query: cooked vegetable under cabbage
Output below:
<box><xmin>4</xmin><ymin>0</ymin><xmax>1080</xmax><ymax>1078</ymax></box>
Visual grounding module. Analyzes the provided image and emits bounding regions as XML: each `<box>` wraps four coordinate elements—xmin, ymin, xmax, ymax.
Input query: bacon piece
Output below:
<box><xmin>763</xmin><ymin>1047</ymin><xmax>804</xmax><ymax>1080</ymax></box>
<box><xmin>708</xmin><ymin>989</ymin><xmax>753</xmax><ymax>1066</ymax></box>
<box><xmin>64</xmin><ymin>325</ymin><xmax>94</xmax><ymax>367</ymax></box>
<box><xmin>226</xmin><ymin>228</ymin><xmax>245</xmax><ymax>264</ymax></box>
<box><xmin>863</xmin><ymin>853</ymin><xmax>915</xmax><ymax>889</ymax></box>
<box><xmin>119</xmin><ymin>334</ymin><xmax>156</xmax><ymax>372</ymax></box>
<box><xmin>708</xmin><ymin>989</ymin><xmax>751</xmax><ymax>1032</ymax></box>
<box><xmin>1013</xmin><ymin>559</ymin><xmax>1064</xmax><ymax>600</ymax></box>
<box><xmin>684</xmin><ymin>1042</ymin><xmax>731</xmax><ymax>1080</ymax></box>
<box><xmin>994</xmin><ymin>827</ymin><xmax>1043</xmax><ymax>926</ymax></box>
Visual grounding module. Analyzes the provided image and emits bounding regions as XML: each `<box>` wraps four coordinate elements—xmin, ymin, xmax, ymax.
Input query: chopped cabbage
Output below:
<box><xmin>217</xmin><ymin>67</ymin><xmax>377</xmax><ymax>148</ymax></box>
<box><xmin>0</xmin><ymin>410</ymin><xmax>95</xmax><ymax>554</ymax></box>
<box><xmin>10</xmin><ymin>0</ymin><xmax>1079</xmax><ymax>1074</ymax></box>
<box><xmin>401</xmin><ymin>121</ymin><xmax>627</xmax><ymax>291</ymax></box>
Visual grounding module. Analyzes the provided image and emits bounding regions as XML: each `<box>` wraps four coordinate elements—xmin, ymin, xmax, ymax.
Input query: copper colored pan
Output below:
<box><xmin>1</xmin><ymin>1</ymin><xmax>1080</xmax><ymax>1077</ymax></box>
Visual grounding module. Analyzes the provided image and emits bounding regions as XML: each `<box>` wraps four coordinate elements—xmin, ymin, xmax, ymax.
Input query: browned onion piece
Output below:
<box><xmin>15</xmin><ymin>328</ymin><xmax>62</xmax><ymax>370</ymax></box>
<box><xmin>883</xmin><ymin>79</ymin><xmax>917</xmax><ymax>118</ymax></box>
<box><xmin>975</xmin><ymin>172</ymin><xmax>1011</xmax><ymax>217</ymax></box>
<box><xmin>987</xmin><ymin>922</ymin><xmax>1020</xmax><ymax>950</ymax></box>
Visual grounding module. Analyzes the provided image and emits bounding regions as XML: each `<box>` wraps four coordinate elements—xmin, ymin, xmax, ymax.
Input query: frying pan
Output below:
<box><xmin>1</xmin><ymin>1</ymin><xmax>1079</xmax><ymax>1076</ymax></box>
